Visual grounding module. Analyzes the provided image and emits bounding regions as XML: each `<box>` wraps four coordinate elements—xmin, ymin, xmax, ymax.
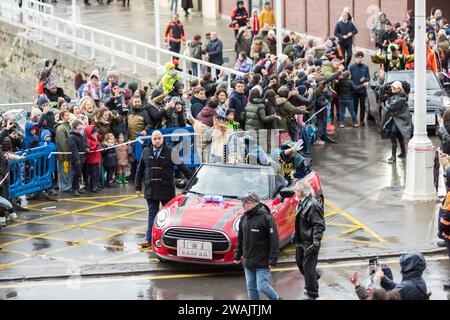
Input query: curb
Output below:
<box><xmin>0</xmin><ymin>247</ymin><xmax>446</xmax><ymax>283</ymax></box>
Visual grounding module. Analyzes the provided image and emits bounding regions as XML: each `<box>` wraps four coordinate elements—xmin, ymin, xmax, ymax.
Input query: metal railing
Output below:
<box><xmin>0</xmin><ymin>0</ymin><xmax>244</xmax><ymax>91</ymax></box>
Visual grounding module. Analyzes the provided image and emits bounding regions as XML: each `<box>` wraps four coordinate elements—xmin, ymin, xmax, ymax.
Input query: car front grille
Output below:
<box><xmin>162</xmin><ymin>227</ymin><xmax>231</xmax><ymax>252</ymax></box>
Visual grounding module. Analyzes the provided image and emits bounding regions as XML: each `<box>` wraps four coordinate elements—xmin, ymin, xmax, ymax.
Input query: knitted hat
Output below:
<box><xmin>37</xmin><ymin>95</ymin><xmax>50</xmax><ymax>108</ymax></box>
<box><xmin>72</xmin><ymin>119</ymin><xmax>83</xmax><ymax>130</ymax></box>
<box><xmin>240</xmin><ymin>192</ymin><xmax>260</xmax><ymax>204</ymax></box>
<box><xmin>31</xmin><ymin>107</ymin><xmax>42</xmax><ymax>118</ymax></box>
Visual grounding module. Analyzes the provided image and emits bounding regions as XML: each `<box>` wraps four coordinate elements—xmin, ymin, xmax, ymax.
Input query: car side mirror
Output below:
<box><xmin>279</xmin><ymin>188</ymin><xmax>295</xmax><ymax>199</ymax></box>
<box><xmin>175</xmin><ymin>179</ymin><xmax>187</xmax><ymax>190</ymax></box>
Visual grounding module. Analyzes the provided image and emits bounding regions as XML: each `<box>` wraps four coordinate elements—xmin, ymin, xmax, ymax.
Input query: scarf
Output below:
<box><xmin>251</xmin><ymin>16</ymin><xmax>260</xmax><ymax>35</ymax></box>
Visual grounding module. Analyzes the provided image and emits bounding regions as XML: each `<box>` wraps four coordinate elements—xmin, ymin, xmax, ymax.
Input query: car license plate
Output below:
<box><xmin>426</xmin><ymin>113</ymin><xmax>436</xmax><ymax>125</ymax></box>
<box><xmin>177</xmin><ymin>240</ymin><xmax>213</xmax><ymax>260</ymax></box>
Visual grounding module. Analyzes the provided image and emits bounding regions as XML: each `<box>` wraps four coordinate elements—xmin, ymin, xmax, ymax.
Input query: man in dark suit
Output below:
<box><xmin>135</xmin><ymin>130</ymin><xmax>193</xmax><ymax>248</ymax></box>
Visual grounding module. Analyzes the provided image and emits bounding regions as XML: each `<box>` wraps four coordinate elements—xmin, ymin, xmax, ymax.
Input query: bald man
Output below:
<box><xmin>135</xmin><ymin>130</ymin><xmax>193</xmax><ymax>248</ymax></box>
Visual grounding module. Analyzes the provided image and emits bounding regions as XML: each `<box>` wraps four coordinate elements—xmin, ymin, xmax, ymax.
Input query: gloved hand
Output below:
<box><xmin>293</xmin><ymin>139</ymin><xmax>304</xmax><ymax>152</ymax></box>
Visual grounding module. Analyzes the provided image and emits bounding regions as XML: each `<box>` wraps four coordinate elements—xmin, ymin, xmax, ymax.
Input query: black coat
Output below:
<box><xmin>234</xmin><ymin>203</ymin><xmax>280</xmax><ymax>268</ymax></box>
<box><xmin>135</xmin><ymin>143</ymin><xmax>193</xmax><ymax>201</ymax></box>
<box><xmin>336</xmin><ymin>78</ymin><xmax>365</xmax><ymax>100</ymax></box>
<box><xmin>190</xmin><ymin>96</ymin><xmax>207</xmax><ymax>119</ymax></box>
<box><xmin>37</xmin><ymin>110</ymin><xmax>56</xmax><ymax>138</ymax></box>
<box><xmin>293</xmin><ymin>196</ymin><xmax>325</xmax><ymax>246</ymax></box>
<box><xmin>381</xmin><ymin>252</ymin><xmax>428</xmax><ymax>300</ymax></box>
<box><xmin>68</xmin><ymin>130</ymin><xmax>89</xmax><ymax>172</ymax></box>
<box><xmin>182</xmin><ymin>0</ymin><xmax>193</xmax><ymax>9</ymax></box>
<box><xmin>334</xmin><ymin>20</ymin><xmax>358</xmax><ymax>46</ymax></box>
<box><xmin>102</xmin><ymin>145</ymin><xmax>117</xmax><ymax>168</ymax></box>
<box><xmin>379</xmin><ymin>82</ymin><xmax>413</xmax><ymax>140</ymax></box>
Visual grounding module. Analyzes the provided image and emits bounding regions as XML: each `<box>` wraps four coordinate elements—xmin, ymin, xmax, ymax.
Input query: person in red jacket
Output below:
<box><xmin>230</xmin><ymin>0</ymin><xmax>249</xmax><ymax>37</ymax></box>
<box><xmin>85</xmin><ymin>125</ymin><xmax>102</xmax><ymax>193</ymax></box>
<box><xmin>164</xmin><ymin>14</ymin><xmax>186</xmax><ymax>54</ymax></box>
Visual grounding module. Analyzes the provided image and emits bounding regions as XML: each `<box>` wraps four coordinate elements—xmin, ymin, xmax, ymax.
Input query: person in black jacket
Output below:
<box><xmin>135</xmin><ymin>130</ymin><xmax>193</xmax><ymax>248</ymax></box>
<box><xmin>379</xmin><ymin>80</ymin><xmax>413</xmax><ymax>163</ymax></box>
<box><xmin>37</xmin><ymin>95</ymin><xmax>56</xmax><ymax>139</ymax></box>
<box><xmin>69</xmin><ymin>120</ymin><xmax>89</xmax><ymax>196</ymax></box>
<box><xmin>190</xmin><ymin>87</ymin><xmax>207</xmax><ymax>119</ymax></box>
<box><xmin>234</xmin><ymin>193</ymin><xmax>281</xmax><ymax>300</ymax></box>
<box><xmin>336</xmin><ymin>71</ymin><xmax>368</xmax><ymax>128</ymax></box>
<box><xmin>376</xmin><ymin>252</ymin><xmax>429</xmax><ymax>300</ymax></box>
<box><xmin>334</xmin><ymin>11</ymin><xmax>358</xmax><ymax>67</ymax></box>
<box><xmin>293</xmin><ymin>180</ymin><xmax>326</xmax><ymax>300</ymax></box>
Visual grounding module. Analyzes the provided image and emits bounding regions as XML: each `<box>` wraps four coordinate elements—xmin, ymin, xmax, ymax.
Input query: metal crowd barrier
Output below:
<box><xmin>133</xmin><ymin>127</ymin><xmax>201</xmax><ymax>169</ymax></box>
<box><xmin>8</xmin><ymin>145</ymin><xmax>55</xmax><ymax>198</ymax></box>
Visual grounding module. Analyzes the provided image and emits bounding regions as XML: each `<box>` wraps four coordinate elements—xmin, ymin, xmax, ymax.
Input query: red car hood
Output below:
<box><xmin>167</xmin><ymin>195</ymin><xmax>244</xmax><ymax>230</ymax></box>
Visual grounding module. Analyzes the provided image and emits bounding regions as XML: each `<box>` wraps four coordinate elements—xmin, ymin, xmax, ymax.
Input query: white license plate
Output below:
<box><xmin>177</xmin><ymin>240</ymin><xmax>213</xmax><ymax>260</ymax></box>
<box><xmin>426</xmin><ymin>113</ymin><xmax>436</xmax><ymax>125</ymax></box>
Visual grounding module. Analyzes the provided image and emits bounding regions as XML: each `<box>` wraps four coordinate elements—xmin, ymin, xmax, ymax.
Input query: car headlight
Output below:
<box><xmin>443</xmin><ymin>97</ymin><xmax>450</xmax><ymax>108</ymax></box>
<box><xmin>232</xmin><ymin>216</ymin><xmax>241</xmax><ymax>234</ymax></box>
<box><xmin>155</xmin><ymin>208</ymin><xmax>170</xmax><ymax>228</ymax></box>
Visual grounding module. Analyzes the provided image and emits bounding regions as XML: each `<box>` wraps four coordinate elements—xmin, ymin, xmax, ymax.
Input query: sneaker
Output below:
<box><xmin>6</xmin><ymin>212</ymin><xmax>18</xmax><ymax>221</ymax></box>
<box><xmin>398</xmin><ymin>152</ymin><xmax>407</xmax><ymax>159</ymax></box>
<box><xmin>0</xmin><ymin>217</ymin><xmax>6</xmax><ymax>227</ymax></box>
<box><xmin>116</xmin><ymin>175</ymin><xmax>123</xmax><ymax>185</ymax></box>
<box><xmin>388</xmin><ymin>156</ymin><xmax>396</xmax><ymax>163</ymax></box>
<box><xmin>122</xmin><ymin>177</ymin><xmax>128</xmax><ymax>184</ymax></box>
<box><xmin>139</xmin><ymin>241</ymin><xmax>151</xmax><ymax>248</ymax></box>
<box><xmin>339</xmin><ymin>124</ymin><xmax>345</xmax><ymax>128</ymax></box>
<box><xmin>353</xmin><ymin>123</ymin><xmax>359</xmax><ymax>128</ymax></box>
<box><xmin>315</xmin><ymin>139</ymin><xmax>325</xmax><ymax>146</ymax></box>
<box><xmin>107</xmin><ymin>182</ymin><xmax>117</xmax><ymax>188</ymax></box>
<box><xmin>360</xmin><ymin>122</ymin><xmax>366</xmax><ymax>127</ymax></box>
<box><xmin>78</xmin><ymin>189</ymin><xmax>86</xmax><ymax>194</ymax></box>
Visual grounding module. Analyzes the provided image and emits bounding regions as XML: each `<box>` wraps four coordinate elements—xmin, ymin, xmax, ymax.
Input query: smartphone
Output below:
<box><xmin>369</xmin><ymin>257</ymin><xmax>379</xmax><ymax>276</ymax></box>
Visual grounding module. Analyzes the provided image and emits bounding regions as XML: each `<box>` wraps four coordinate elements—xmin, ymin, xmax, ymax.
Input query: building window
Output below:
<box><xmin>250</xmin><ymin>0</ymin><xmax>264</xmax><ymax>12</ymax></box>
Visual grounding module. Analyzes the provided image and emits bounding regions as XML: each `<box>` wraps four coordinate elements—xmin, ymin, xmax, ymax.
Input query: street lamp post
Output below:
<box><xmin>275</xmin><ymin>0</ymin><xmax>283</xmax><ymax>56</ymax></box>
<box><xmin>155</xmin><ymin>0</ymin><xmax>162</xmax><ymax>65</ymax></box>
<box><xmin>403</xmin><ymin>0</ymin><xmax>436</xmax><ymax>201</ymax></box>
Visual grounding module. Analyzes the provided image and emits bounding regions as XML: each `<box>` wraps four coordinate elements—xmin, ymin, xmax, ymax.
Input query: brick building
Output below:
<box><xmin>212</xmin><ymin>0</ymin><xmax>450</xmax><ymax>49</ymax></box>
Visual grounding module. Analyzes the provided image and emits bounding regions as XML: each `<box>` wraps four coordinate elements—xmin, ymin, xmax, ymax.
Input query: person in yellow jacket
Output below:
<box><xmin>259</xmin><ymin>1</ymin><xmax>276</xmax><ymax>28</ymax></box>
<box><xmin>161</xmin><ymin>62</ymin><xmax>179</xmax><ymax>94</ymax></box>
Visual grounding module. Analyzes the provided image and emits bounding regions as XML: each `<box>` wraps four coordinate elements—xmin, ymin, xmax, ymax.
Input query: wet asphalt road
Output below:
<box><xmin>1</xmin><ymin>255</ymin><xmax>448</xmax><ymax>300</ymax></box>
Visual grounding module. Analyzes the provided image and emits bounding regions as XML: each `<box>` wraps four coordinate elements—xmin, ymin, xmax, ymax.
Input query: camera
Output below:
<box><xmin>369</xmin><ymin>257</ymin><xmax>379</xmax><ymax>277</ymax></box>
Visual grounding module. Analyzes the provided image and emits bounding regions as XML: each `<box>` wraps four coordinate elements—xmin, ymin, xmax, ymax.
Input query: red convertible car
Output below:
<box><xmin>151</xmin><ymin>163</ymin><xmax>323</xmax><ymax>265</ymax></box>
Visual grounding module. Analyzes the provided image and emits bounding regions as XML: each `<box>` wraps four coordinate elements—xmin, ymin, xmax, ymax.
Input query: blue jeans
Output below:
<box><xmin>57</xmin><ymin>161</ymin><xmax>72</xmax><ymax>192</ymax></box>
<box><xmin>339</xmin><ymin>99</ymin><xmax>357</xmax><ymax>124</ymax></box>
<box><xmin>170</xmin><ymin>0</ymin><xmax>178</xmax><ymax>14</ymax></box>
<box><xmin>243</xmin><ymin>267</ymin><xmax>279</xmax><ymax>300</ymax></box>
<box><xmin>145</xmin><ymin>198</ymin><xmax>170</xmax><ymax>241</ymax></box>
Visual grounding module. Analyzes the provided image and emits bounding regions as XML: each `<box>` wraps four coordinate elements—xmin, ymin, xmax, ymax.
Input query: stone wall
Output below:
<box><xmin>0</xmin><ymin>23</ymin><xmax>146</xmax><ymax>105</ymax></box>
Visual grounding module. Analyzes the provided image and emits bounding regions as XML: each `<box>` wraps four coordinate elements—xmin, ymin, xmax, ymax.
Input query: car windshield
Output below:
<box><xmin>186</xmin><ymin>165</ymin><xmax>272</xmax><ymax>199</ymax></box>
<box><xmin>386</xmin><ymin>72</ymin><xmax>441</xmax><ymax>91</ymax></box>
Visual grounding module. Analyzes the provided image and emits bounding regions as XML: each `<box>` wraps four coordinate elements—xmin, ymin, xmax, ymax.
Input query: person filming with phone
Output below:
<box><xmin>293</xmin><ymin>180</ymin><xmax>326</xmax><ymax>300</ymax></box>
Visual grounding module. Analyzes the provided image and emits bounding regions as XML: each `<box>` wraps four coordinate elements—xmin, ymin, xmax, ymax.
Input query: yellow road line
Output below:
<box><xmin>1</xmin><ymin>254</ymin><xmax>448</xmax><ymax>289</ymax></box>
<box><xmin>0</xmin><ymin>197</ymin><xmax>138</xmax><ymax>247</ymax></box>
<box><xmin>324</xmin><ymin>200</ymin><xmax>388</xmax><ymax>244</ymax></box>
<box><xmin>65</xmin><ymin>198</ymin><xmax>147</xmax><ymax>209</ymax></box>
<box><xmin>326</xmin><ymin>222</ymin><xmax>360</xmax><ymax>228</ymax></box>
<box><xmin>322</xmin><ymin>226</ymin><xmax>361</xmax><ymax>242</ymax></box>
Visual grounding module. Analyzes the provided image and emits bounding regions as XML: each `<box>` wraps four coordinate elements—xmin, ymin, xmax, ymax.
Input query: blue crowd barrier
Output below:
<box><xmin>8</xmin><ymin>145</ymin><xmax>55</xmax><ymax>198</ymax></box>
<box><xmin>133</xmin><ymin>127</ymin><xmax>201</xmax><ymax>169</ymax></box>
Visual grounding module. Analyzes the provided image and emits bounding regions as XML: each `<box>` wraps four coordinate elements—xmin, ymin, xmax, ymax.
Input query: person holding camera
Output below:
<box><xmin>375</xmin><ymin>252</ymin><xmax>429</xmax><ymax>300</ymax></box>
<box><xmin>379</xmin><ymin>80</ymin><xmax>413</xmax><ymax>163</ymax></box>
<box><xmin>293</xmin><ymin>180</ymin><xmax>326</xmax><ymax>300</ymax></box>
